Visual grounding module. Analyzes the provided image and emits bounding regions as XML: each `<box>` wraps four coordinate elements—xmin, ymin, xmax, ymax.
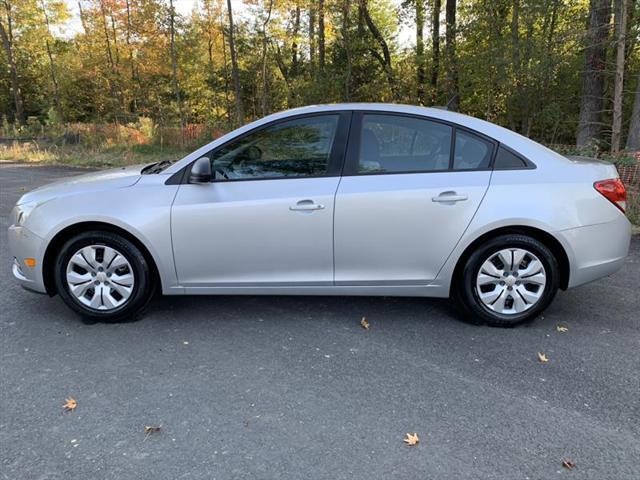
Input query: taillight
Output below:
<box><xmin>594</xmin><ymin>178</ymin><xmax>627</xmax><ymax>212</ymax></box>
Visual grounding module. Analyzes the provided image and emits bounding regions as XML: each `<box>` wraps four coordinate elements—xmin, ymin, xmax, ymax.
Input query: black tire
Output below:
<box><xmin>54</xmin><ymin>231</ymin><xmax>155</xmax><ymax>322</ymax></box>
<box><xmin>454</xmin><ymin>234</ymin><xmax>559</xmax><ymax>327</ymax></box>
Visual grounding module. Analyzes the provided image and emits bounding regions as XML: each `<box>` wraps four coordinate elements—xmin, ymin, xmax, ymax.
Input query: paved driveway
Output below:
<box><xmin>1</xmin><ymin>163</ymin><xmax>639</xmax><ymax>479</ymax></box>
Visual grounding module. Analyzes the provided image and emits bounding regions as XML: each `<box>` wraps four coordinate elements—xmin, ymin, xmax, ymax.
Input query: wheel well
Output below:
<box><xmin>451</xmin><ymin>226</ymin><xmax>570</xmax><ymax>295</ymax></box>
<box><xmin>42</xmin><ymin>222</ymin><xmax>162</xmax><ymax>296</ymax></box>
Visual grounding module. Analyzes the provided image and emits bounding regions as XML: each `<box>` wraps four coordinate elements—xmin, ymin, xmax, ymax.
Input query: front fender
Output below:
<box><xmin>25</xmin><ymin>178</ymin><xmax>180</xmax><ymax>294</ymax></box>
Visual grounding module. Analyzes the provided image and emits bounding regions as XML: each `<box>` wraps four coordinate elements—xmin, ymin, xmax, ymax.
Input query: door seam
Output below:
<box><xmin>332</xmin><ymin>176</ymin><xmax>343</xmax><ymax>286</ymax></box>
<box><xmin>430</xmin><ymin>169</ymin><xmax>495</xmax><ymax>284</ymax></box>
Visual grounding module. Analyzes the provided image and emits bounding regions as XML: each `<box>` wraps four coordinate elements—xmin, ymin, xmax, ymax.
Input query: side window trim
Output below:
<box><xmin>342</xmin><ymin>110</ymin><xmax>499</xmax><ymax>177</ymax></box>
<box><xmin>169</xmin><ymin>111</ymin><xmax>352</xmax><ymax>185</ymax></box>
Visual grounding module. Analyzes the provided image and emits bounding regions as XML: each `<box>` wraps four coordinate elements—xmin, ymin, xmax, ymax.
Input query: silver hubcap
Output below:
<box><xmin>66</xmin><ymin>245</ymin><xmax>135</xmax><ymax>310</ymax></box>
<box><xmin>475</xmin><ymin>248</ymin><xmax>546</xmax><ymax>315</ymax></box>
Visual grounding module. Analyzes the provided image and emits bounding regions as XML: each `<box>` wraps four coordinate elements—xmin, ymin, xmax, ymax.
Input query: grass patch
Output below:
<box><xmin>0</xmin><ymin>141</ymin><xmax>191</xmax><ymax>168</ymax></box>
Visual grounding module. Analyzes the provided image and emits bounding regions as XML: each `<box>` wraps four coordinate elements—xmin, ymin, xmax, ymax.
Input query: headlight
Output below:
<box><xmin>13</xmin><ymin>202</ymin><xmax>38</xmax><ymax>226</ymax></box>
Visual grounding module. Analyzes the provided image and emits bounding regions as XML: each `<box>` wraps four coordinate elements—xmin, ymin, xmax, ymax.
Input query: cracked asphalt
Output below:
<box><xmin>1</xmin><ymin>163</ymin><xmax>639</xmax><ymax>479</ymax></box>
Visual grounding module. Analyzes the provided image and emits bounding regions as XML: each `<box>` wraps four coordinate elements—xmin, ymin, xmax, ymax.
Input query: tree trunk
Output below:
<box><xmin>444</xmin><ymin>0</ymin><xmax>459</xmax><ymax>111</ymax></box>
<box><xmin>0</xmin><ymin>1</ymin><xmax>25</xmax><ymax>124</ymax></box>
<box><xmin>309</xmin><ymin>7</ymin><xmax>315</xmax><ymax>69</ymax></box>
<box><xmin>430</xmin><ymin>0</ymin><xmax>440</xmax><ymax>105</ymax></box>
<box><xmin>416</xmin><ymin>0</ymin><xmax>426</xmax><ymax>104</ymax></box>
<box><xmin>318</xmin><ymin>0</ymin><xmax>325</xmax><ymax>72</ymax></box>
<box><xmin>274</xmin><ymin>43</ymin><xmax>294</xmax><ymax>107</ymax></box>
<box><xmin>576</xmin><ymin>0</ymin><xmax>612</xmax><ymax>148</ymax></box>
<box><xmin>77</xmin><ymin>0</ymin><xmax>88</xmax><ymax>32</ymax></box>
<box><xmin>40</xmin><ymin>0</ymin><xmax>62</xmax><ymax>118</ymax></box>
<box><xmin>125</xmin><ymin>0</ymin><xmax>137</xmax><ymax>113</ymax></box>
<box><xmin>109</xmin><ymin>9</ymin><xmax>120</xmax><ymax>66</ymax></box>
<box><xmin>226</xmin><ymin>0</ymin><xmax>244</xmax><ymax>125</ymax></box>
<box><xmin>611</xmin><ymin>0</ymin><xmax>628</xmax><ymax>152</ymax></box>
<box><xmin>361</xmin><ymin>0</ymin><xmax>397</xmax><ymax>100</ymax></box>
<box><xmin>342</xmin><ymin>0</ymin><xmax>352</xmax><ymax>101</ymax></box>
<box><xmin>169</xmin><ymin>0</ymin><xmax>184</xmax><ymax>133</ymax></box>
<box><xmin>261</xmin><ymin>0</ymin><xmax>273</xmax><ymax>116</ymax></box>
<box><xmin>509</xmin><ymin>0</ymin><xmax>520</xmax><ymax>131</ymax></box>
<box><xmin>98</xmin><ymin>0</ymin><xmax>121</xmax><ymax>120</ymax></box>
<box><xmin>626</xmin><ymin>75</ymin><xmax>640</xmax><ymax>150</ymax></box>
<box><xmin>220</xmin><ymin>9</ymin><xmax>232</xmax><ymax>129</ymax></box>
<box><xmin>291</xmin><ymin>5</ymin><xmax>300</xmax><ymax>76</ymax></box>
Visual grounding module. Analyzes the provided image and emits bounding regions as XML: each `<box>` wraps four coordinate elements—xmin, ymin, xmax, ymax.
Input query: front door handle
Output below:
<box><xmin>432</xmin><ymin>191</ymin><xmax>469</xmax><ymax>203</ymax></box>
<box><xmin>290</xmin><ymin>200</ymin><xmax>325</xmax><ymax>211</ymax></box>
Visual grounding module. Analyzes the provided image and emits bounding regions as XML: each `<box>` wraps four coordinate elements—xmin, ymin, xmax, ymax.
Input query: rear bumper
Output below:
<box><xmin>558</xmin><ymin>214</ymin><xmax>632</xmax><ymax>289</ymax></box>
<box><xmin>7</xmin><ymin>225</ymin><xmax>47</xmax><ymax>293</ymax></box>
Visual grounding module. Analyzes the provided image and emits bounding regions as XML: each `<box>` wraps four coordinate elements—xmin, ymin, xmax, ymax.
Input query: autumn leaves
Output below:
<box><xmin>537</xmin><ymin>324</ymin><xmax>570</xmax><ymax>364</ymax></box>
<box><xmin>63</xmin><ymin>396</ymin><xmax>162</xmax><ymax>441</ymax></box>
<box><xmin>62</xmin><ymin>397</ymin><xmax>77</xmax><ymax>412</ymax></box>
<box><xmin>359</xmin><ymin>316</ymin><xmax>423</xmax><ymax>448</ymax></box>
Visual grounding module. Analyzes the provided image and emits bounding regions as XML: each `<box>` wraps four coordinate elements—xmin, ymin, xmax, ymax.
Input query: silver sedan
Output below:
<box><xmin>8</xmin><ymin>104</ymin><xmax>632</xmax><ymax>326</ymax></box>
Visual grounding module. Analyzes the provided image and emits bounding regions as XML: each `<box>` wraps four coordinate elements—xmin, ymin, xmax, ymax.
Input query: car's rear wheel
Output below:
<box><xmin>54</xmin><ymin>231</ymin><xmax>154</xmax><ymax>322</ymax></box>
<box><xmin>455</xmin><ymin>234</ymin><xmax>559</xmax><ymax>327</ymax></box>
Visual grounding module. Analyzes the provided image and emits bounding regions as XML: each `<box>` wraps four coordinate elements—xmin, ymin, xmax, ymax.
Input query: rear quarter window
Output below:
<box><xmin>494</xmin><ymin>146</ymin><xmax>531</xmax><ymax>169</ymax></box>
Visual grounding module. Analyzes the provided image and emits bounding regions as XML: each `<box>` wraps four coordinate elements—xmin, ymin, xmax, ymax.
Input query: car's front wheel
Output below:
<box><xmin>54</xmin><ymin>231</ymin><xmax>154</xmax><ymax>322</ymax></box>
<box><xmin>455</xmin><ymin>234</ymin><xmax>559</xmax><ymax>327</ymax></box>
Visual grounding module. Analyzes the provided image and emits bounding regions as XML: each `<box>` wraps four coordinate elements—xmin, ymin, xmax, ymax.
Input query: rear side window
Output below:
<box><xmin>358</xmin><ymin>114</ymin><xmax>453</xmax><ymax>173</ymax></box>
<box><xmin>453</xmin><ymin>130</ymin><xmax>493</xmax><ymax>170</ymax></box>
<box><xmin>494</xmin><ymin>146</ymin><xmax>529</xmax><ymax>169</ymax></box>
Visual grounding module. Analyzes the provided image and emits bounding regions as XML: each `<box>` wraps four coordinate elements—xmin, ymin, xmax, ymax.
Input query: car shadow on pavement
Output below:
<box><xmin>132</xmin><ymin>294</ymin><xmax>474</xmax><ymax>329</ymax></box>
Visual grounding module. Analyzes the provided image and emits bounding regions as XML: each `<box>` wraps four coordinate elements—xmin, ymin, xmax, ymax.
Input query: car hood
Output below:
<box><xmin>16</xmin><ymin>164</ymin><xmax>145</xmax><ymax>206</ymax></box>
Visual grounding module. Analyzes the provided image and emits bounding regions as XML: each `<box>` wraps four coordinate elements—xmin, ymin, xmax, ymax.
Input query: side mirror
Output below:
<box><xmin>189</xmin><ymin>157</ymin><xmax>212</xmax><ymax>183</ymax></box>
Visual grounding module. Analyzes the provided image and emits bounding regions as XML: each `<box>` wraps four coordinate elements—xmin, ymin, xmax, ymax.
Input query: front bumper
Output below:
<box><xmin>7</xmin><ymin>225</ymin><xmax>47</xmax><ymax>293</ymax></box>
<box><xmin>559</xmin><ymin>214</ymin><xmax>632</xmax><ymax>289</ymax></box>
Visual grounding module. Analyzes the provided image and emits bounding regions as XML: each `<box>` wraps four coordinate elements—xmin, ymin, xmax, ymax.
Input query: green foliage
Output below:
<box><xmin>0</xmin><ymin>0</ymin><xmax>638</xmax><ymax>148</ymax></box>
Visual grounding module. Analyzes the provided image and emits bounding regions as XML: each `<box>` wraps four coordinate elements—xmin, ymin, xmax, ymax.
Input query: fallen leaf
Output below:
<box><xmin>403</xmin><ymin>432</ymin><xmax>420</xmax><ymax>446</ymax></box>
<box><xmin>144</xmin><ymin>425</ymin><xmax>161</xmax><ymax>434</ymax></box>
<box><xmin>63</xmin><ymin>398</ymin><xmax>77</xmax><ymax>412</ymax></box>
<box><xmin>360</xmin><ymin>317</ymin><xmax>370</xmax><ymax>330</ymax></box>
<box><xmin>143</xmin><ymin>425</ymin><xmax>161</xmax><ymax>441</ymax></box>
<box><xmin>562</xmin><ymin>459</ymin><xmax>576</xmax><ymax>469</ymax></box>
<box><xmin>556</xmin><ymin>325</ymin><xmax>569</xmax><ymax>332</ymax></box>
<box><xmin>538</xmin><ymin>352</ymin><xmax>549</xmax><ymax>363</ymax></box>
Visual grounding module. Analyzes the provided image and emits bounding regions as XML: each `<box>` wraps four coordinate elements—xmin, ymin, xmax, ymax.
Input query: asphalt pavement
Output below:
<box><xmin>1</xmin><ymin>162</ymin><xmax>639</xmax><ymax>479</ymax></box>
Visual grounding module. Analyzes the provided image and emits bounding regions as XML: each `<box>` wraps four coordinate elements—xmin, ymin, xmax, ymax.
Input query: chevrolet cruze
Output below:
<box><xmin>8</xmin><ymin>104</ymin><xmax>631</xmax><ymax>326</ymax></box>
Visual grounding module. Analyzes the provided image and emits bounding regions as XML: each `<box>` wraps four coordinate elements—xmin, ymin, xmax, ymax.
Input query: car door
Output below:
<box><xmin>334</xmin><ymin>112</ymin><xmax>493</xmax><ymax>285</ymax></box>
<box><xmin>171</xmin><ymin>112</ymin><xmax>350</xmax><ymax>287</ymax></box>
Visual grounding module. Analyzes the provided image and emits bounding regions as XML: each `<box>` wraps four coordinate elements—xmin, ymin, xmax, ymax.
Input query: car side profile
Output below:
<box><xmin>8</xmin><ymin>104</ymin><xmax>631</xmax><ymax>327</ymax></box>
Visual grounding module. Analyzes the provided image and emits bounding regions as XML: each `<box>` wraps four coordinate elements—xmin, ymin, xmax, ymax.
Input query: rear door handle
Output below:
<box><xmin>290</xmin><ymin>200</ymin><xmax>325</xmax><ymax>211</ymax></box>
<box><xmin>432</xmin><ymin>191</ymin><xmax>468</xmax><ymax>203</ymax></box>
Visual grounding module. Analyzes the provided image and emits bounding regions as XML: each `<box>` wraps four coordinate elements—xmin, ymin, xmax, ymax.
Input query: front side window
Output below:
<box><xmin>210</xmin><ymin>115</ymin><xmax>339</xmax><ymax>180</ymax></box>
<box><xmin>358</xmin><ymin>114</ymin><xmax>453</xmax><ymax>173</ymax></box>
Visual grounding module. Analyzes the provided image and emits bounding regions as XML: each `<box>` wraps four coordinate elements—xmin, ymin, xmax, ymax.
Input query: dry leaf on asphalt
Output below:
<box><xmin>556</xmin><ymin>325</ymin><xmax>569</xmax><ymax>332</ymax></box>
<box><xmin>403</xmin><ymin>433</ymin><xmax>420</xmax><ymax>446</ymax></box>
<box><xmin>63</xmin><ymin>398</ymin><xmax>77</xmax><ymax>412</ymax></box>
<box><xmin>538</xmin><ymin>352</ymin><xmax>549</xmax><ymax>363</ymax></box>
<box><xmin>360</xmin><ymin>317</ymin><xmax>370</xmax><ymax>330</ymax></box>
<box><xmin>562</xmin><ymin>459</ymin><xmax>576</xmax><ymax>469</ymax></box>
<box><xmin>144</xmin><ymin>425</ymin><xmax>161</xmax><ymax>441</ymax></box>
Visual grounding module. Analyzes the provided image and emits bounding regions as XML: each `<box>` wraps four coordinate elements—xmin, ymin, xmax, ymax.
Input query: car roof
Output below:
<box><xmin>165</xmin><ymin>103</ymin><xmax>567</xmax><ymax>174</ymax></box>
